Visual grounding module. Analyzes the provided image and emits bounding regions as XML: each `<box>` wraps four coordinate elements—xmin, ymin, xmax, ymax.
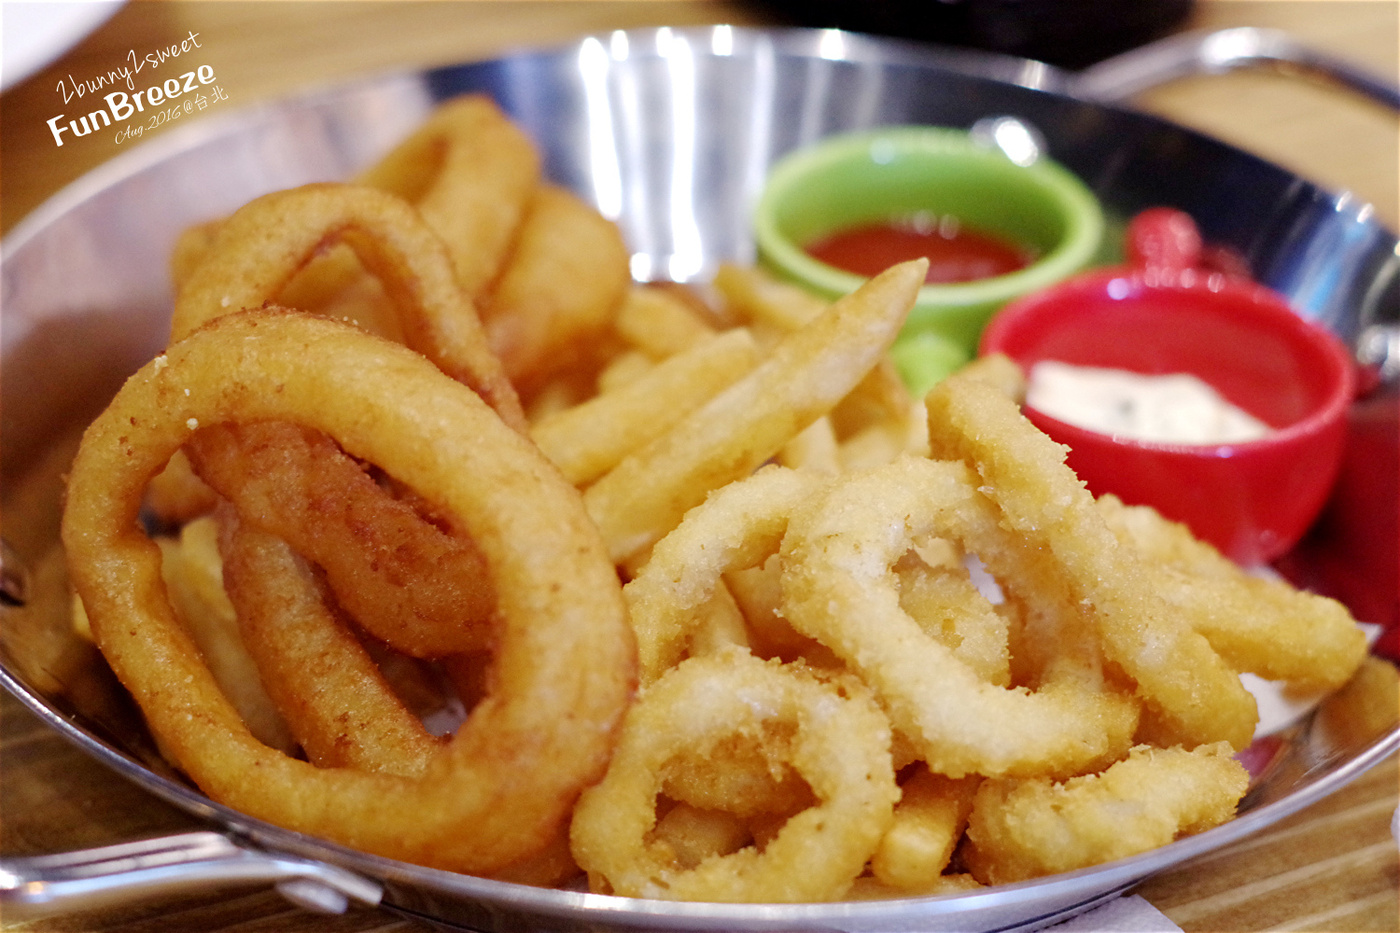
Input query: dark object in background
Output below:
<box><xmin>754</xmin><ymin>0</ymin><xmax>1196</xmax><ymax>69</ymax></box>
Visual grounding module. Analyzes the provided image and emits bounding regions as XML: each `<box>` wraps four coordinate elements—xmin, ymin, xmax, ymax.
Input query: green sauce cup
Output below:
<box><xmin>754</xmin><ymin>125</ymin><xmax>1104</xmax><ymax>394</ymax></box>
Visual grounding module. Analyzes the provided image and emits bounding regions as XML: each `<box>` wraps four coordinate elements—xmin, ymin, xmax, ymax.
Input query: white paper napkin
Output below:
<box><xmin>1041</xmin><ymin>895</ymin><xmax>1183</xmax><ymax>932</ymax></box>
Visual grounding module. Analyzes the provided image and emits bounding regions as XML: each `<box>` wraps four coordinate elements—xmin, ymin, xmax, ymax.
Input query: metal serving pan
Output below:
<box><xmin>2</xmin><ymin>24</ymin><xmax>1397</xmax><ymax>933</ymax></box>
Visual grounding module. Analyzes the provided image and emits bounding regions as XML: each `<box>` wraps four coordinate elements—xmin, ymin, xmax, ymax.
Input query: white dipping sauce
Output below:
<box><xmin>1025</xmin><ymin>360</ymin><xmax>1273</xmax><ymax>445</ymax></box>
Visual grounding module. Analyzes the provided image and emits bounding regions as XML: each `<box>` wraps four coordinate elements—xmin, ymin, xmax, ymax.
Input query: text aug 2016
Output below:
<box><xmin>47</xmin><ymin>65</ymin><xmax>217</xmax><ymax>147</ymax></box>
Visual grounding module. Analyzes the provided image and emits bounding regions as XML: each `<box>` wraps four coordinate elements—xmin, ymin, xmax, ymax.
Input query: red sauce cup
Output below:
<box><xmin>980</xmin><ymin>208</ymin><xmax>1359</xmax><ymax>565</ymax></box>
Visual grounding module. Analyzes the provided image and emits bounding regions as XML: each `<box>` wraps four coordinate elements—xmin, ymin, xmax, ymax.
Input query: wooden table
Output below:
<box><xmin>2</xmin><ymin>2</ymin><xmax>1397</xmax><ymax>931</ymax></box>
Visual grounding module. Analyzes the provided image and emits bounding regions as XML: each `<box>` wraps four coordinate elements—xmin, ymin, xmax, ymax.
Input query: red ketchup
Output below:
<box><xmin>805</xmin><ymin>217</ymin><xmax>1034</xmax><ymax>284</ymax></box>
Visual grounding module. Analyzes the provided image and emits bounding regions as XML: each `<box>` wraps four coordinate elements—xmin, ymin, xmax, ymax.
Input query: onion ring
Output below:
<box><xmin>171</xmin><ymin>182</ymin><xmax>521</xmax><ymax>657</ymax></box>
<box><xmin>61</xmin><ymin>309</ymin><xmax>635</xmax><ymax>874</ymax></box>
<box><xmin>216</xmin><ymin>506</ymin><xmax>445</xmax><ymax>775</ymax></box>
<box><xmin>353</xmin><ymin>93</ymin><xmax>541</xmax><ymax>302</ymax></box>
<box><xmin>189</xmin><ymin>421</ymin><xmax>495</xmax><ymax>658</ymax></box>
<box><xmin>569</xmin><ymin>648</ymin><xmax>898</xmax><ymax>902</ymax></box>
<box><xmin>170</xmin><ymin>182</ymin><xmax>522</xmax><ymax>424</ymax></box>
<box><xmin>482</xmin><ymin>184</ymin><xmax>631</xmax><ymax>387</ymax></box>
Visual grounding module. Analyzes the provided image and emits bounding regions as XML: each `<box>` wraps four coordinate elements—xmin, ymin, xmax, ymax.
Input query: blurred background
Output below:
<box><xmin>2</xmin><ymin>1</ymin><xmax>1396</xmax><ymax>237</ymax></box>
<box><xmin>757</xmin><ymin>0</ymin><xmax>1196</xmax><ymax>68</ymax></box>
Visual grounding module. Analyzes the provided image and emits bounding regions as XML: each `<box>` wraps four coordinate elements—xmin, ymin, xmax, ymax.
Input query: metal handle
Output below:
<box><xmin>0</xmin><ymin>831</ymin><xmax>382</xmax><ymax>919</ymax></box>
<box><xmin>1070</xmin><ymin>26</ymin><xmax>1400</xmax><ymax>110</ymax></box>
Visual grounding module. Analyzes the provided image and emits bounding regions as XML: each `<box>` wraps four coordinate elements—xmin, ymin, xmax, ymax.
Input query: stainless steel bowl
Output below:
<box><xmin>2</xmin><ymin>24</ymin><xmax>1397</xmax><ymax>933</ymax></box>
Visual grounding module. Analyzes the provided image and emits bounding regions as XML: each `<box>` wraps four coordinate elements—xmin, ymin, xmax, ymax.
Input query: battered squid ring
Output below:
<box><xmin>923</xmin><ymin>356</ymin><xmax>1259</xmax><ymax>750</ymax></box>
<box><xmin>780</xmin><ymin>456</ymin><xmax>1141</xmax><ymax>780</ymax></box>
<box><xmin>61</xmin><ymin>310</ymin><xmax>636</xmax><ymax>874</ymax></box>
<box><xmin>569</xmin><ymin>648</ymin><xmax>899</xmax><ymax>902</ymax></box>
<box><xmin>1095</xmin><ymin>494</ymin><xmax>1366</xmax><ymax>690</ymax></box>
<box><xmin>962</xmin><ymin>742</ymin><xmax>1249</xmax><ymax>884</ymax></box>
<box><xmin>623</xmin><ymin>464</ymin><xmax>822</xmax><ymax>685</ymax></box>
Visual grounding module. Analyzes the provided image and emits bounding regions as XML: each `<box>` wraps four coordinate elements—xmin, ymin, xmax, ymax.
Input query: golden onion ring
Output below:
<box><xmin>62</xmin><ymin>309</ymin><xmax>635</xmax><ymax>875</ymax></box>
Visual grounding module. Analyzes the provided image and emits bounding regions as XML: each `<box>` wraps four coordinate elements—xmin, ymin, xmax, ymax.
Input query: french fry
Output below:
<box><xmin>584</xmin><ymin>259</ymin><xmax>927</xmax><ymax>565</ymax></box>
<box><xmin>158</xmin><ymin>516</ymin><xmax>297</xmax><ymax>755</ymax></box>
<box><xmin>615</xmin><ymin>285</ymin><xmax>719</xmax><ymax>359</ymax></box>
<box><xmin>595</xmin><ymin>349</ymin><xmax>656</xmax><ymax>394</ymax></box>
<box><xmin>830</xmin><ymin>358</ymin><xmax>917</xmax><ymax>440</ymax></box>
<box><xmin>532</xmin><ymin>328</ymin><xmax>758</xmax><ymax>486</ymax></box>
<box><xmin>777</xmin><ymin>415</ymin><xmax>841</xmax><ymax>474</ymax></box>
<box><xmin>712</xmin><ymin>261</ymin><xmax>827</xmax><ymax>339</ymax></box>
<box><xmin>871</xmin><ymin>769</ymin><xmax>980</xmax><ymax>891</ymax></box>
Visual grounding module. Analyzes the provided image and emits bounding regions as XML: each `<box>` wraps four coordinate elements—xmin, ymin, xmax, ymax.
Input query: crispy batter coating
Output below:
<box><xmin>571</xmin><ymin>649</ymin><xmax>898</xmax><ymax>902</ymax></box>
<box><xmin>63</xmin><ymin>311</ymin><xmax>635</xmax><ymax>875</ymax></box>
<box><xmin>925</xmin><ymin>356</ymin><xmax>1260</xmax><ymax>751</ymax></box>
<box><xmin>964</xmin><ymin>743</ymin><xmax>1249</xmax><ymax>884</ymax></box>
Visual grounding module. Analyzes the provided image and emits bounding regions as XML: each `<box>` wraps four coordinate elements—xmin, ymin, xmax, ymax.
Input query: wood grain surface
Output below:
<box><xmin>2</xmin><ymin>2</ymin><xmax>1396</xmax><ymax>931</ymax></box>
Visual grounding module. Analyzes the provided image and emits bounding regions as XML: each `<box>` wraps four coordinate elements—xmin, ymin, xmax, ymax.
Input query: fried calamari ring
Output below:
<box><xmin>1096</xmin><ymin>494</ymin><xmax>1366</xmax><ymax>690</ymax></box>
<box><xmin>780</xmin><ymin>456</ymin><xmax>1140</xmax><ymax>780</ymax></box>
<box><xmin>569</xmin><ymin>649</ymin><xmax>898</xmax><ymax>902</ymax></box>
<box><xmin>354</xmin><ymin>93</ymin><xmax>541</xmax><ymax>301</ymax></box>
<box><xmin>61</xmin><ymin>309</ymin><xmax>636</xmax><ymax>874</ymax></box>
<box><xmin>896</xmin><ymin>555</ymin><xmax>1012</xmax><ymax>688</ymax></box>
<box><xmin>924</xmin><ymin>355</ymin><xmax>1259</xmax><ymax>750</ymax></box>
<box><xmin>623</xmin><ymin>465</ymin><xmax>821</xmax><ymax>685</ymax></box>
<box><xmin>658</xmin><ymin>732</ymin><xmax>817</xmax><ymax>822</ymax></box>
<box><xmin>170</xmin><ymin>182</ymin><xmax>522</xmax><ymax>424</ymax></box>
<box><xmin>962</xmin><ymin>743</ymin><xmax>1249</xmax><ymax>884</ymax></box>
<box><xmin>585</xmin><ymin>259</ymin><xmax>926</xmax><ymax>565</ymax></box>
